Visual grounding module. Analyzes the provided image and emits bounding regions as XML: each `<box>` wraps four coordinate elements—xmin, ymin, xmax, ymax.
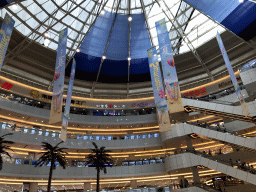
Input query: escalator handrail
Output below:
<box><xmin>182</xmin><ymin>150</ymin><xmax>256</xmax><ymax>175</ymax></box>
<box><xmin>182</xmin><ymin>96</ymin><xmax>235</xmax><ymax>106</ymax></box>
<box><xmin>186</xmin><ymin>122</ymin><xmax>239</xmax><ymax>137</ymax></box>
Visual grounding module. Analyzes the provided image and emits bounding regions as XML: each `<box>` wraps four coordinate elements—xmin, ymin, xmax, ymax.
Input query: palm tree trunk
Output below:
<box><xmin>47</xmin><ymin>160</ymin><xmax>54</xmax><ymax>192</ymax></box>
<box><xmin>96</xmin><ymin>167</ymin><xmax>100</xmax><ymax>192</ymax></box>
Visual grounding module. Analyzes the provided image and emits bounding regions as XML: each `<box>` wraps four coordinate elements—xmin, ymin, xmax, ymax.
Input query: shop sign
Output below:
<box><xmin>96</xmin><ymin>104</ymin><xmax>125</xmax><ymax>108</ymax></box>
<box><xmin>183</xmin><ymin>87</ymin><xmax>207</xmax><ymax>97</ymax></box>
<box><xmin>29</xmin><ymin>89</ymin><xmax>39</xmax><ymax>99</ymax></box>
<box><xmin>131</xmin><ymin>102</ymin><xmax>155</xmax><ymax>108</ymax></box>
<box><xmin>1</xmin><ymin>81</ymin><xmax>13</xmax><ymax>90</ymax></box>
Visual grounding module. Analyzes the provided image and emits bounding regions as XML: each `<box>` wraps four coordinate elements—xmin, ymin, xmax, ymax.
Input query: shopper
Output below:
<box><xmin>229</xmin><ymin>158</ymin><xmax>233</xmax><ymax>167</ymax></box>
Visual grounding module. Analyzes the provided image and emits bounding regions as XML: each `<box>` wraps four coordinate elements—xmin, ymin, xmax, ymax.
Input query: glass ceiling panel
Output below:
<box><xmin>2</xmin><ymin>0</ymin><xmax>225</xmax><ymax>57</ymax></box>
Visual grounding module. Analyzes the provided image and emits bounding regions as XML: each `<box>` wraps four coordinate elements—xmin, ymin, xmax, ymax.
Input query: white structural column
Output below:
<box><xmin>130</xmin><ymin>180</ymin><xmax>137</xmax><ymax>188</ymax></box>
<box><xmin>185</xmin><ymin>136</ymin><xmax>200</xmax><ymax>184</ymax></box>
<box><xmin>191</xmin><ymin>166</ymin><xmax>200</xmax><ymax>184</ymax></box>
<box><xmin>185</xmin><ymin>135</ymin><xmax>193</xmax><ymax>150</ymax></box>
<box><xmin>84</xmin><ymin>182</ymin><xmax>91</xmax><ymax>191</ymax></box>
<box><xmin>29</xmin><ymin>182</ymin><xmax>38</xmax><ymax>192</ymax></box>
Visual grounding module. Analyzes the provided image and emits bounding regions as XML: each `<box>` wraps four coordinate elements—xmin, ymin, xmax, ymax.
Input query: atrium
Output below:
<box><xmin>0</xmin><ymin>0</ymin><xmax>256</xmax><ymax>192</ymax></box>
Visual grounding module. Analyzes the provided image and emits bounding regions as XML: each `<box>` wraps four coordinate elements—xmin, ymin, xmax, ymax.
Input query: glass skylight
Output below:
<box><xmin>1</xmin><ymin>0</ymin><xmax>225</xmax><ymax>57</ymax></box>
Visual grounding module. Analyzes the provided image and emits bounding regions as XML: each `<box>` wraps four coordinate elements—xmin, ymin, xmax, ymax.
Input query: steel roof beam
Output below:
<box><xmin>182</xmin><ymin>0</ymin><xmax>256</xmax><ymax>52</ymax></box>
<box><xmin>91</xmin><ymin>0</ymin><xmax>122</xmax><ymax>98</ymax></box>
<box><xmin>155</xmin><ymin>0</ymin><xmax>214</xmax><ymax>81</ymax></box>
<box><xmin>66</xmin><ymin>0</ymin><xmax>101</xmax><ymax>57</ymax></box>
<box><xmin>140</xmin><ymin>0</ymin><xmax>154</xmax><ymax>47</ymax></box>
<box><xmin>127</xmin><ymin>0</ymin><xmax>131</xmax><ymax>98</ymax></box>
<box><xmin>66</xmin><ymin>0</ymin><xmax>110</xmax><ymax>66</ymax></box>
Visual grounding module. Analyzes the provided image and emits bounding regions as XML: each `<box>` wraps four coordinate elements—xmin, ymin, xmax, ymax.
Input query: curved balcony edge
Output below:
<box><xmin>0</xmin><ymin>129</ymin><xmax>163</xmax><ymax>150</ymax></box>
<box><xmin>0</xmin><ymin>98</ymin><xmax>158</xmax><ymax>125</ymax></box>
<box><xmin>0</xmin><ymin>163</ymin><xmax>165</xmax><ymax>179</ymax></box>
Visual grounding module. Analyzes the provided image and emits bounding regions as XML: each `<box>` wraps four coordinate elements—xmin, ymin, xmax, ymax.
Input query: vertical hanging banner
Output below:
<box><xmin>155</xmin><ymin>18</ymin><xmax>184</xmax><ymax>114</ymax></box>
<box><xmin>60</xmin><ymin>58</ymin><xmax>76</xmax><ymax>141</ymax></box>
<box><xmin>0</xmin><ymin>13</ymin><xmax>15</xmax><ymax>71</ymax></box>
<box><xmin>49</xmin><ymin>28</ymin><xmax>68</xmax><ymax>124</ymax></box>
<box><xmin>216</xmin><ymin>31</ymin><xmax>249</xmax><ymax>116</ymax></box>
<box><xmin>147</xmin><ymin>47</ymin><xmax>171</xmax><ymax>132</ymax></box>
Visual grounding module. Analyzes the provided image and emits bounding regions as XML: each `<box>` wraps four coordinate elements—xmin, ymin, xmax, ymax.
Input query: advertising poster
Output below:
<box><xmin>60</xmin><ymin>58</ymin><xmax>76</xmax><ymax>142</ymax></box>
<box><xmin>49</xmin><ymin>28</ymin><xmax>68</xmax><ymax>124</ymax></box>
<box><xmin>216</xmin><ymin>31</ymin><xmax>250</xmax><ymax>116</ymax></box>
<box><xmin>155</xmin><ymin>18</ymin><xmax>184</xmax><ymax>114</ymax></box>
<box><xmin>147</xmin><ymin>47</ymin><xmax>171</xmax><ymax>132</ymax></box>
<box><xmin>0</xmin><ymin>13</ymin><xmax>15</xmax><ymax>71</ymax></box>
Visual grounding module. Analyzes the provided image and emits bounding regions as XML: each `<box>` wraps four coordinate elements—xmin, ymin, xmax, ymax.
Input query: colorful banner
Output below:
<box><xmin>155</xmin><ymin>18</ymin><xmax>184</xmax><ymax>114</ymax></box>
<box><xmin>0</xmin><ymin>13</ymin><xmax>15</xmax><ymax>71</ymax></box>
<box><xmin>147</xmin><ymin>47</ymin><xmax>171</xmax><ymax>132</ymax></box>
<box><xmin>49</xmin><ymin>28</ymin><xmax>68</xmax><ymax>124</ymax></box>
<box><xmin>60</xmin><ymin>58</ymin><xmax>76</xmax><ymax>142</ymax></box>
<box><xmin>216</xmin><ymin>31</ymin><xmax>249</xmax><ymax>116</ymax></box>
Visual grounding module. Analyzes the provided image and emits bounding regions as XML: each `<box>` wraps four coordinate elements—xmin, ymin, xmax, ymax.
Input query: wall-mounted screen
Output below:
<box><xmin>122</xmin><ymin>162</ymin><xmax>128</xmax><ymax>166</ymax></box>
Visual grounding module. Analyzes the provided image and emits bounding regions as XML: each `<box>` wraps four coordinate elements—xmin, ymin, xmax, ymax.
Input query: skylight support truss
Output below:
<box><xmin>183</xmin><ymin>0</ymin><xmax>256</xmax><ymax>52</ymax></box>
<box><xmin>140</xmin><ymin>0</ymin><xmax>154</xmax><ymax>47</ymax></box>
<box><xmin>67</xmin><ymin>0</ymin><xmax>102</xmax><ymax>58</ymax></box>
<box><xmin>155</xmin><ymin>0</ymin><xmax>214</xmax><ymax>81</ymax></box>
<box><xmin>170</xmin><ymin>1</ymin><xmax>195</xmax><ymax>54</ymax></box>
<box><xmin>91</xmin><ymin>0</ymin><xmax>122</xmax><ymax>98</ymax></box>
<box><xmin>127</xmin><ymin>0</ymin><xmax>131</xmax><ymax>98</ymax></box>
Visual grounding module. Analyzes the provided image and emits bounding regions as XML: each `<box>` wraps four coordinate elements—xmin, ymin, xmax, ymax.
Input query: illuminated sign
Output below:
<box><xmin>1</xmin><ymin>82</ymin><xmax>13</xmax><ymax>90</ymax></box>
<box><xmin>183</xmin><ymin>87</ymin><xmax>207</xmax><ymax>97</ymax></box>
<box><xmin>29</xmin><ymin>89</ymin><xmax>39</xmax><ymax>99</ymax></box>
<box><xmin>131</xmin><ymin>102</ymin><xmax>155</xmax><ymax>108</ymax></box>
<box><xmin>96</xmin><ymin>104</ymin><xmax>126</xmax><ymax>108</ymax></box>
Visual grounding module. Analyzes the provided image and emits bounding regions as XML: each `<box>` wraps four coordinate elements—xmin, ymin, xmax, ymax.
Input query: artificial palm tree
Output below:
<box><xmin>35</xmin><ymin>141</ymin><xmax>67</xmax><ymax>192</ymax></box>
<box><xmin>85</xmin><ymin>142</ymin><xmax>113</xmax><ymax>192</ymax></box>
<box><xmin>0</xmin><ymin>133</ymin><xmax>14</xmax><ymax>170</ymax></box>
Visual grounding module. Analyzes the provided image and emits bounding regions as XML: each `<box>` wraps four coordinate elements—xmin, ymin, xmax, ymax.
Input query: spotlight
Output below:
<box><xmin>12</xmin><ymin>4</ymin><xmax>18</xmax><ymax>10</ymax></box>
<box><xmin>102</xmin><ymin>55</ymin><xmax>106</xmax><ymax>60</ymax></box>
<box><xmin>76</xmin><ymin>49</ymin><xmax>80</xmax><ymax>52</ymax></box>
<box><xmin>44</xmin><ymin>32</ymin><xmax>50</xmax><ymax>38</ymax></box>
<box><xmin>101</xmin><ymin>10</ymin><xmax>105</xmax><ymax>15</ymax></box>
<box><xmin>239</xmin><ymin>0</ymin><xmax>244</xmax><ymax>2</ymax></box>
<box><xmin>128</xmin><ymin>57</ymin><xmax>131</xmax><ymax>61</ymax></box>
<box><xmin>128</xmin><ymin>16</ymin><xmax>132</xmax><ymax>22</ymax></box>
<box><xmin>44</xmin><ymin>39</ymin><xmax>50</xmax><ymax>47</ymax></box>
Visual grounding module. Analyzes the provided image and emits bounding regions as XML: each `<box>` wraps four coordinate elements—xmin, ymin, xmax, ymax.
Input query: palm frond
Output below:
<box><xmin>35</xmin><ymin>142</ymin><xmax>67</xmax><ymax>169</ymax></box>
<box><xmin>85</xmin><ymin>142</ymin><xmax>113</xmax><ymax>174</ymax></box>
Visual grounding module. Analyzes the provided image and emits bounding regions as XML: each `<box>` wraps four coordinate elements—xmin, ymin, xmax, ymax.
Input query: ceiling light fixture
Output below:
<box><xmin>13</xmin><ymin>4</ymin><xmax>18</xmax><ymax>10</ymax></box>
<box><xmin>102</xmin><ymin>55</ymin><xmax>106</xmax><ymax>60</ymax></box>
<box><xmin>239</xmin><ymin>0</ymin><xmax>244</xmax><ymax>2</ymax></box>
<box><xmin>44</xmin><ymin>32</ymin><xmax>50</xmax><ymax>38</ymax></box>
<box><xmin>128</xmin><ymin>16</ymin><xmax>132</xmax><ymax>22</ymax></box>
<box><xmin>44</xmin><ymin>39</ymin><xmax>50</xmax><ymax>47</ymax></box>
<box><xmin>76</xmin><ymin>49</ymin><xmax>80</xmax><ymax>52</ymax></box>
<box><xmin>128</xmin><ymin>57</ymin><xmax>131</xmax><ymax>61</ymax></box>
<box><xmin>101</xmin><ymin>10</ymin><xmax>105</xmax><ymax>15</ymax></box>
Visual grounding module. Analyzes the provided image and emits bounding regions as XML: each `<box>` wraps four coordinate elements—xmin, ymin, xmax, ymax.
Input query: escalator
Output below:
<box><xmin>182</xmin><ymin>98</ymin><xmax>256</xmax><ymax>123</ymax></box>
<box><xmin>161</xmin><ymin>123</ymin><xmax>256</xmax><ymax>152</ymax></box>
<box><xmin>193</xmin><ymin>183</ymin><xmax>220</xmax><ymax>192</ymax></box>
<box><xmin>164</xmin><ymin>151</ymin><xmax>256</xmax><ymax>186</ymax></box>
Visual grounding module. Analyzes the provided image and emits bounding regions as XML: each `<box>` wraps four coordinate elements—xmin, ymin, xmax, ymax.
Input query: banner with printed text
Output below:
<box><xmin>0</xmin><ymin>13</ymin><xmax>15</xmax><ymax>71</ymax></box>
<box><xmin>155</xmin><ymin>18</ymin><xmax>184</xmax><ymax>114</ymax></box>
<box><xmin>216</xmin><ymin>31</ymin><xmax>249</xmax><ymax>116</ymax></box>
<box><xmin>49</xmin><ymin>28</ymin><xmax>68</xmax><ymax>124</ymax></box>
<box><xmin>147</xmin><ymin>47</ymin><xmax>171</xmax><ymax>132</ymax></box>
<box><xmin>60</xmin><ymin>58</ymin><xmax>76</xmax><ymax>141</ymax></box>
